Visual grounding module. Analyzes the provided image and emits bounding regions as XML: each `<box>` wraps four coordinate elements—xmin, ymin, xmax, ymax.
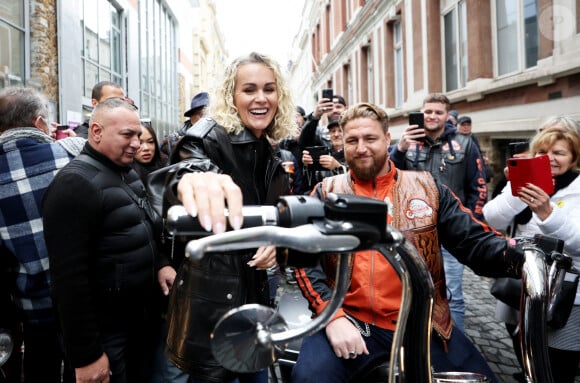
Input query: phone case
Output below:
<box><xmin>508</xmin><ymin>155</ymin><xmax>554</xmax><ymax>196</ymax></box>
<box><xmin>408</xmin><ymin>112</ymin><xmax>424</xmax><ymax>129</ymax></box>
<box><xmin>321</xmin><ymin>89</ymin><xmax>333</xmax><ymax>100</ymax></box>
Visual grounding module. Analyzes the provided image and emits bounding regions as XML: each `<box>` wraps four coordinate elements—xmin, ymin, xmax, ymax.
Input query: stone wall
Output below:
<box><xmin>29</xmin><ymin>0</ymin><xmax>59</xmax><ymax>106</ymax></box>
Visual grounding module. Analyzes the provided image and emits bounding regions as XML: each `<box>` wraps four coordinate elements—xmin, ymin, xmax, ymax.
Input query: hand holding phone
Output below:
<box><xmin>508</xmin><ymin>155</ymin><xmax>554</xmax><ymax>196</ymax></box>
<box><xmin>408</xmin><ymin>112</ymin><xmax>424</xmax><ymax>130</ymax></box>
<box><xmin>305</xmin><ymin>145</ymin><xmax>331</xmax><ymax>171</ymax></box>
<box><xmin>55</xmin><ymin>125</ymin><xmax>70</xmax><ymax>140</ymax></box>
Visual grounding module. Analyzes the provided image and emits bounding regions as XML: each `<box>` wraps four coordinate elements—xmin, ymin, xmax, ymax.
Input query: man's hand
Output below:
<box><xmin>177</xmin><ymin>172</ymin><xmax>243</xmax><ymax>234</ymax></box>
<box><xmin>318</xmin><ymin>154</ymin><xmax>339</xmax><ymax>171</ymax></box>
<box><xmin>247</xmin><ymin>246</ymin><xmax>277</xmax><ymax>270</ymax></box>
<box><xmin>302</xmin><ymin>150</ymin><xmax>314</xmax><ymax>166</ymax></box>
<box><xmin>396</xmin><ymin>125</ymin><xmax>425</xmax><ymax>152</ymax></box>
<box><xmin>312</xmin><ymin>98</ymin><xmax>334</xmax><ymax>120</ymax></box>
<box><xmin>157</xmin><ymin>265</ymin><xmax>176</xmax><ymax>296</ymax></box>
<box><xmin>75</xmin><ymin>353</ymin><xmax>110</xmax><ymax>383</ymax></box>
<box><xmin>325</xmin><ymin>317</ymin><xmax>369</xmax><ymax>359</ymax></box>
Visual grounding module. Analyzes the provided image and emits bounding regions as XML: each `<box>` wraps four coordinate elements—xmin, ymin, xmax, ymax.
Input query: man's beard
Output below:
<box><xmin>348</xmin><ymin>152</ymin><xmax>388</xmax><ymax>181</ymax></box>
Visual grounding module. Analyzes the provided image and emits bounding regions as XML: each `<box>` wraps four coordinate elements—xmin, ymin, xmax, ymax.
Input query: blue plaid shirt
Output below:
<box><xmin>0</xmin><ymin>129</ymin><xmax>79</xmax><ymax>325</ymax></box>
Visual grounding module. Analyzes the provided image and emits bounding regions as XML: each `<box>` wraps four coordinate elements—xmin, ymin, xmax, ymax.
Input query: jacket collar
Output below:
<box><xmin>83</xmin><ymin>142</ymin><xmax>133</xmax><ymax>174</ymax></box>
<box><xmin>230</xmin><ymin>127</ymin><xmax>264</xmax><ymax>144</ymax></box>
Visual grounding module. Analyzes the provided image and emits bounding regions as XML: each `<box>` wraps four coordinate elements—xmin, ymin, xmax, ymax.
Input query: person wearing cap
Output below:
<box><xmin>161</xmin><ymin>91</ymin><xmax>209</xmax><ymax>163</ymax></box>
<box><xmin>184</xmin><ymin>91</ymin><xmax>209</xmax><ymax>125</ymax></box>
<box><xmin>457</xmin><ymin>115</ymin><xmax>493</xmax><ymax>183</ymax></box>
<box><xmin>448</xmin><ymin>109</ymin><xmax>459</xmax><ymax>125</ymax></box>
<box><xmin>299</xmin><ymin>93</ymin><xmax>347</xmax><ymax>150</ymax></box>
<box><xmin>457</xmin><ymin>115</ymin><xmax>472</xmax><ymax>135</ymax></box>
<box><xmin>301</xmin><ymin>117</ymin><xmax>347</xmax><ymax>192</ymax></box>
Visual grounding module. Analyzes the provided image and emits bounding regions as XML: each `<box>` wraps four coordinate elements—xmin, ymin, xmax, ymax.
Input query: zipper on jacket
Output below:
<box><xmin>370</xmin><ymin>178</ymin><xmax>377</xmax><ymax>325</ymax></box>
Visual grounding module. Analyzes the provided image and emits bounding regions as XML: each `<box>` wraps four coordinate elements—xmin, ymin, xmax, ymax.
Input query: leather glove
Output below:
<box><xmin>504</xmin><ymin>238</ymin><xmax>525</xmax><ymax>278</ymax></box>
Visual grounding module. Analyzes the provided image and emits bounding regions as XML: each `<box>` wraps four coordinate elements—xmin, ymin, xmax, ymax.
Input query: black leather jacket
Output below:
<box><xmin>150</xmin><ymin>118</ymin><xmax>290</xmax><ymax>381</ymax></box>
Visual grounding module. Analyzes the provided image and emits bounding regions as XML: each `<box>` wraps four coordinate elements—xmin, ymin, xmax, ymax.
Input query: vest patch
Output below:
<box><xmin>405</xmin><ymin>198</ymin><xmax>434</xmax><ymax>219</ymax></box>
<box><xmin>441</xmin><ymin>140</ymin><xmax>463</xmax><ymax>152</ymax></box>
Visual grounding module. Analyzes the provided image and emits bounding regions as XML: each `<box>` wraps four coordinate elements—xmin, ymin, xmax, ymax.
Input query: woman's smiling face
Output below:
<box><xmin>233</xmin><ymin>63</ymin><xmax>278</xmax><ymax>137</ymax></box>
<box><xmin>536</xmin><ymin>139</ymin><xmax>575</xmax><ymax>177</ymax></box>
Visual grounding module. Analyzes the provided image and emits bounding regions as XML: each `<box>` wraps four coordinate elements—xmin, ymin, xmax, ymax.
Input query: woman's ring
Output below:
<box><xmin>349</xmin><ymin>351</ymin><xmax>356</xmax><ymax>358</ymax></box>
<box><xmin>530</xmin><ymin>197</ymin><xmax>534</xmax><ymax>203</ymax></box>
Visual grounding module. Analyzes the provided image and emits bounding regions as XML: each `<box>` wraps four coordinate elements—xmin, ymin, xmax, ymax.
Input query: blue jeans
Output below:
<box><xmin>442</xmin><ymin>246</ymin><xmax>465</xmax><ymax>332</ymax></box>
<box><xmin>149</xmin><ymin>319</ymin><xmax>189</xmax><ymax>383</ymax></box>
<box><xmin>291</xmin><ymin>320</ymin><xmax>498</xmax><ymax>383</ymax></box>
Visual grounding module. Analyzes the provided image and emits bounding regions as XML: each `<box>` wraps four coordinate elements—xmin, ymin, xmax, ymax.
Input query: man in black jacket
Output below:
<box><xmin>43</xmin><ymin>98</ymin><xmax>175</xmax><ymax>383</ymax></box>
<box><xmin>390</xmin><ymin>94</ymin><xmax>488</xmax><ymax>333</ymax></box>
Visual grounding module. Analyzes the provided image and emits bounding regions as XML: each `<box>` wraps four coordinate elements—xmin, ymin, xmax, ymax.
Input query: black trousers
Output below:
<box><xmin>97</xmin><ymin>318</ymin><xmax>158</xmax><ymax>383</ymax></box>
<box><xmin>22</xmin><ymin>321</ymin><xmax>73</xmax><ymax>383</ymax></box>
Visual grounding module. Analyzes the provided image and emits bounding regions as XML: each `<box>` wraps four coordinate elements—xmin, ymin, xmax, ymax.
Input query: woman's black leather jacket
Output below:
<box><xmin>148</xmin><ymin>117</ymin><xmax>290</xmax><ymax>381</ymax></box>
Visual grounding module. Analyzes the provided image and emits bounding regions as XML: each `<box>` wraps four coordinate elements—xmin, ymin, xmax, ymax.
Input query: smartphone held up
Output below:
<box><xmin>408</xmin><ymin>112</ymin><xmax>424</xmax><ymax>130</ymax></box>
<box><xmin>408</xmin><ymin>112</ymin><xmax>425</xmax><ymax>141</ymax></box>
<box><xmin>508</xmin><ymin>155</ymin><xmax>554</xmax><ymax>196</ymax></box>
<box><xmin>321</xmin><ymin>88</ymin><xmax>333</xmax><ymax>101</ymax></box>
<box><xmin>55</xmin><ymin>125</ymin><xmax>70</xmax><ymax>140</ymax></box>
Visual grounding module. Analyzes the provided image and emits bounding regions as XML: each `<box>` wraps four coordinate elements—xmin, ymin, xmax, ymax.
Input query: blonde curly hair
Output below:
<box><xmin>209</xmin><ymin>52</ymin><xmax>297</xmax><ymax>142</ymax></box>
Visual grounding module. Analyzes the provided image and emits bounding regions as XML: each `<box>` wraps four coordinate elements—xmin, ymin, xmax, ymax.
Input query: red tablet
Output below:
<box><xmin>508</xmin><ymin>155</ymin><xmax>554</xmax><ymax>196</ymax></box>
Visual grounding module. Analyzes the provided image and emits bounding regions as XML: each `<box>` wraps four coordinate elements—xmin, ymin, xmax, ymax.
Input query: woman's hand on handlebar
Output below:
<box><xmin>325</xmin><ymin>317</ymin><xmax>369</xmax><ymax>359</ymax></box>
<box><xmin>177</xmin><ymin>172</ymin><xmax>243</xmax><ymax>234</ymax></box>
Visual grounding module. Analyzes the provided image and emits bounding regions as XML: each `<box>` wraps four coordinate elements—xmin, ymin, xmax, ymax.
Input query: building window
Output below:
<box><xmin>495</xmin><ymin>0</ymin><xmax>538</xmax><ymax>76</ymax></box>
<box><xmin>80</xmin><ymin>0</ymin><xmax>123</xmax><ymax>99</ymax></box>
<box><xmin>443</xmin><ymin>1</ymin><xmax>467</xmax><ymax>91</ymax></box>
<box><xmin>393</xmin><ymin>20</ymin><xmax>404</xmax><ymax>108</ymax></box>
<box><xmin>0</xmin><ymin>0</ymin><xmax>26</xmax><ymax>88</ymax></box>
<box><xmin>138</xmin><ymin>0</ymin><xmax>178</xmax><ymax>137</ymax></box>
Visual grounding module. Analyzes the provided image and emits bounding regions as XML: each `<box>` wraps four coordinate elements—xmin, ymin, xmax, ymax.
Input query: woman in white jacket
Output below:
<box><xmin>483</xmin><ymin>117</ymin><xmax>580</xmax><ymax>382</ymax></box>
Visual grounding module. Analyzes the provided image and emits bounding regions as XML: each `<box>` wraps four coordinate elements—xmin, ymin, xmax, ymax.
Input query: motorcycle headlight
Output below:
<box><xmin>0</xmin><ymin>331</ymin><xmax>14</xmax><ymax>367</ymax></box>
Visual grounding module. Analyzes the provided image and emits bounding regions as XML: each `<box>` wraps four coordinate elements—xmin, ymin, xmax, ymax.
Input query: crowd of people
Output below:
<box><xmin>1</xmin><ymin>50</ymin><xmax>579</xmax><ymax>383</ymax></box>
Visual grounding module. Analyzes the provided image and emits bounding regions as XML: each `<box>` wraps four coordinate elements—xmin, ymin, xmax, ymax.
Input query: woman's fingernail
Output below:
<box><xmin>201</xmin><ymin>215</ymin><xmax>212</xmax><ymax>232</ymax></box>
<box><xmin>231</xmin><ymin>216</ymin><xmax>242</xmax><ymax>230</ymax></box>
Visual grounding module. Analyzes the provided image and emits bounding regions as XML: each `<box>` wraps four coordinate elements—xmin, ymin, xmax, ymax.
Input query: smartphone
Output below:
<box><xmin>508</xmin><ymin>141</ymin><xmax>530</xmax><ymax>157</ymax></box>
<box><xmin>408</xmin><ymin>112</ymin><xmax>424</xmax><ymax>130</ymax></box>
<box><xmin>508</xmin><ymin>155</ymin><xmax>554</xmax><ymax>196</ymax></box>
<box><xmin>55</xmin><ymin>125</ymin><xmax>69</xmax><ymax>140</ymax></box>
<box><xmin>305</xmin><ymin>145</ymin><xmax>331</xmax><ymax>171</ymax></box>
<box><xmin>321</xmin><ymin>88</ymin><xmax>333</xmax><ymax>100</ymax></box>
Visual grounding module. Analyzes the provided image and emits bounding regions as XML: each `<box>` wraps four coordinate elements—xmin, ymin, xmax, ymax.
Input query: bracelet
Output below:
<box><xmin>344</xmin><ymin>313</ymin><xmax>371</xmax><ymax>337</ymax></box>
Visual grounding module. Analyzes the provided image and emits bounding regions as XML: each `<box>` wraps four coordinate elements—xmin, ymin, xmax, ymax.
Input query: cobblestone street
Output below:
<box><xmin>463</xmin><ymin>267</ymin><xmax>580</xmax><ymax>383</ymax></box>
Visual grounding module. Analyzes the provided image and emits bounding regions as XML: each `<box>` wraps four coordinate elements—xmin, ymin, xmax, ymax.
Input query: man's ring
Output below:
<box><xmin>349</xmin><ymin>351</ymin><xmax>356</xmax><ymax>358</ymax></box>
<box><xmin>530</xmin><ymin>197</ymin><xmax>534</xmax><ymax>203</ymax></box>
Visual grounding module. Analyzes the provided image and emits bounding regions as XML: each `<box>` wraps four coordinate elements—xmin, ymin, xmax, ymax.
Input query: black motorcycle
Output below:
<box><xmin>165</xmin><ymin>194</ymin><xmax>568</xmax><ymax>383</ymax></box>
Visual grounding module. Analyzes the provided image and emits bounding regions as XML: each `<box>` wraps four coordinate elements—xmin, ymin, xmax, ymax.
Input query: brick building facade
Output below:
<box><xmin>288</xmin><ymin>0</ymin><xmax>580</xmax><ymax>184</ymax></box>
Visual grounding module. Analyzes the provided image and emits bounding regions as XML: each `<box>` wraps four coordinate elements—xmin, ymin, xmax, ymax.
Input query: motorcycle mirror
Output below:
<box><xmin>211</xmin><ymin>304</ymin><xmax>288</xmax><ymax>373</ymax></box>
